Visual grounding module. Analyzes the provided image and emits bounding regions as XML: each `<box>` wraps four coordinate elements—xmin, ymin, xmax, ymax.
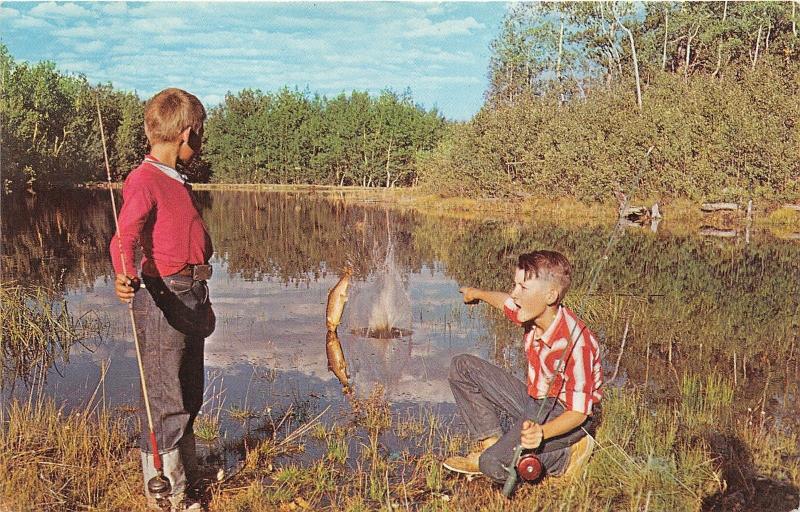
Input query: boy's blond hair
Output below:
<box><xmin>518</xmin><ymin>250</ymin><xmax>572</xmax><ymax>304</ymax></box>
<box><xmin>144</xmin><ymin>88</ymin><xmax>206</xmax><ymax>144</ymax></box>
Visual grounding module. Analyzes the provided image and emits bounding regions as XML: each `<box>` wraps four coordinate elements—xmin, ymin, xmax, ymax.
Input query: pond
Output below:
<box><xmin>1</xmin><ymin>189</ymin><xmax>798</xmax><ymax>504</ymax></box>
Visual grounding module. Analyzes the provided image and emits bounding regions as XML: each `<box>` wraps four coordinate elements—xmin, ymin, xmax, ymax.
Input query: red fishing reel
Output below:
<box><xmin>516</xmin><ymin>452</ymin><xmax>544</xmax><ymax>481</ymax></box>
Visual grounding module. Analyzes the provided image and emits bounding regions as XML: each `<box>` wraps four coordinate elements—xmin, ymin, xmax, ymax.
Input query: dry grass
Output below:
<box><xmin>0</xmin><ymin>399</ymin><xmax>146</xmax><ymax>512</ymax></box>
<box><xmin>2</xmin><ymin>373</ymin><xmax>797</xmax><ymax>511</ymax></box>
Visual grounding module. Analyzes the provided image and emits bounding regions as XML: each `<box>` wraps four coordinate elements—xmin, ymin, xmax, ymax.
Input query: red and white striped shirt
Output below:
<box><xmin>504</xmin><ymin>298</ymin><xmax>603</xmax><ymax>415</ymax></box>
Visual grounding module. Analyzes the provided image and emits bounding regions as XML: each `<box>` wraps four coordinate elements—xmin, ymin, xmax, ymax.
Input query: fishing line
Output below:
<box><xmin>503</xmin><ymin>146</ymin><xmax>655</xmax><ymax>497</ymax></box>
<box><xmin>538</xmin><ymin>145</ymin><xmax>654</xmax><ymax>419</ymax></box>
<box><xmin>96</xmin><ymin>96</ymin><xmax>172</xmax><ymax>501</ymax></box>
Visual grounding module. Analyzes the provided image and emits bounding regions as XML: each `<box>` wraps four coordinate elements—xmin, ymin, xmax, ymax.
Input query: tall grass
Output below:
<box><xmin>0</xmin><ymin>282</ymin><xmax>100</xmax><ymax>389</ymax></box>
<box><xmin>0</xmin><ymin>400</ymin><xmax>144</xmax><ymax>512</ymax></box>
<box><xmin>1</xmin><ymin>372</ymin><xmax>796</xmax><ymax>511</ymax></box>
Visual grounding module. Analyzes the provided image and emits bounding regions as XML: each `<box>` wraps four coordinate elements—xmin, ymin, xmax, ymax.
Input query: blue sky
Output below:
<box><xmin>1</xmin><ymin>2</ymin><xmax>510</xmax><ymax>120</ymax></box>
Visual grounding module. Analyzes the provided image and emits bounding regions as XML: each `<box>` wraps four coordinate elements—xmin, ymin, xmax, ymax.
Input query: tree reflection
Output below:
<box><xmin>3</xmin><ymin>189</ymin><xmax>797</xmax><ymax>383</ymax></box>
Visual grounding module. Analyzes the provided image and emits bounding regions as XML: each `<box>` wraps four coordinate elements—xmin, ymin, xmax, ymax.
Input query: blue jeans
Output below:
<box><xmin>133</xmin><ymin>274</ymin><xmax>214</xmax><ymax>454</ymax></box>
<box><xmin>448</xmin><ymin>354</ymin><xmax>598</xmax><ymax>482</ymax></box>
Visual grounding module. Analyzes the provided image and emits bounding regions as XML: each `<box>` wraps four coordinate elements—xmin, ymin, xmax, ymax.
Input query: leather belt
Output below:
<box><xmin>176</xmin><ymin>264</ymin><xmax>213</xmax><ymax>281</ymax></box>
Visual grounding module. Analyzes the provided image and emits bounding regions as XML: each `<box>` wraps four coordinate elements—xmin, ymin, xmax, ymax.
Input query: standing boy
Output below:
<box><xmin>111</xmin><ymin>88</ymin><xmax>214</xmax><ymax>511</ymax></box>
<box><xmin>444</xmin><ymin>250</ymin><xmax>602</xmax><ymax>484</ymax></box>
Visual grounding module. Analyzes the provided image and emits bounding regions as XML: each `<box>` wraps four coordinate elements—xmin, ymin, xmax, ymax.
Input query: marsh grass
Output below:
<box><xmin>766</xmin><ymin>207</ymin><xmax>800</xmax><ymax>239</ymax></box>
<box><xmin>0</xmin><ymin>399</ymin><xmax>145</xmax><ymax>512</ymax></box>
<box><xmin>214</xmin><ymin>372</ymin><xmax>795</xmax><ymax>511</ymax></box>
<box><xmin>325</xmin><ymin>426</ymin><xmax>350</xmax><ymax>465</ymax></box>
<box><xmin>0</xmin><ymin>282</ymin><xmax>101</xmax><ymax>388</ymax></box>
<box><xmin>352</xmin><ymin>384</ymin><xmax>392</xmax><ymax>433</ymax></box>
<box><xmin>228</xmin><ymin>404</ymin><xmax>259</xmax><ymax>423</ymax></box>
<box><xmin>194</xmin><ymin>414</ymin><xmax>222</xmax><ymax>443</ymax></box>
<box><xmin>765</xmin><ymin>206</ymin><xmax>800</xmax><ymax>226</ymax></box>
<box><xmin>2</xmin><ymin>373</ymin><xmax>797</xmax><ymax>511</ymax></box>
<box><xmin>680</xmin><ymin>373</ymin><xmax>734</xmax><ymax>433</ymax></box>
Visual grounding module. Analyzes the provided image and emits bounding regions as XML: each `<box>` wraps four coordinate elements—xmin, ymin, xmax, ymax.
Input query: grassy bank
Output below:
<box><xmin>1</xmin><ymin>374</ymin><xmax>797</xmax><ymax>511</ymax></box>
<box><xmin>190</xmin><ymin>185</ymin><xmax>800</xmax><ymax>231</ymax></box>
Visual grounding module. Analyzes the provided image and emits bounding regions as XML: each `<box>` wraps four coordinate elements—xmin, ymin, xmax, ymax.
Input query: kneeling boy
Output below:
<box><xmin>444</xmin><ymin>250</ymin><xmax>602</xmax><ymax>482</ymax></box>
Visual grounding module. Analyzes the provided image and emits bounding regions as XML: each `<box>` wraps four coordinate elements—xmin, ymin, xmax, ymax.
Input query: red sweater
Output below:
<box><xmin>109</xmin><ymin>156</ymin><xmax>212</xmax><ymax>278</ymax></box>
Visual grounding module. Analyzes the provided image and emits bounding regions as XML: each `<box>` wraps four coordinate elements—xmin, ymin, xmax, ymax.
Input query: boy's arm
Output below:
<box><xmin>520</xmin><ymin>411</ymin><xmax>588</xmax><ymax>449</ymax></box>
<box><xmin>110</xmin><ymin>178</ymin><xmax>153</xmax><ymax>302</ymax></box>
<box><xmin>459</xmin><ymin>287</ymin><xmax>510</xmax><ymax>311</ymax></box>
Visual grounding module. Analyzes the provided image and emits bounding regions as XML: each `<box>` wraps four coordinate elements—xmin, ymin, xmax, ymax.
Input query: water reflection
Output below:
<box><xmin>2</xmin><ymin>190</ymin><xmax>798</xmax><ymax>434</ymax></box>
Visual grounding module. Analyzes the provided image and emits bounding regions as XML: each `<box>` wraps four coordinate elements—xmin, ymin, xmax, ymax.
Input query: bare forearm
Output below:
<box><xmin>476</xmin><ymin>290</ymin><xmax>509</xmax><ymax>310</ymax></box>
<box><xmin>542</xmin><ymin>410</ymin><xmax>587</xmax><ymax>439</ymax></box>
<box><xmin>460</xmin><ymin>287</ymin><xmax>509</xmax><ymax>311</ymax></box>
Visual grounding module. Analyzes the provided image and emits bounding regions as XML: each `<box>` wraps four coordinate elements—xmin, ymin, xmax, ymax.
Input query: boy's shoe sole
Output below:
<box><xmin>442</xmin><ymin>454</ymin><xmax>482</xmax><ymax>476</ymax></box>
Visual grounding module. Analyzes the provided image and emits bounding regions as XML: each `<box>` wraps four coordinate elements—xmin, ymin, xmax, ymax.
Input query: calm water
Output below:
<box><xmin>2</xmin><ymin>189</ymin><xmax>798</xmax><ymax>463</ymax></box>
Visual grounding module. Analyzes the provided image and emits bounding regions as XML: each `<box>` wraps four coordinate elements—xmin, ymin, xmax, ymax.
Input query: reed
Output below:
<box><xmin>325</xmin><ymin>426</ymin><xmax>350</xmax><ymax>465</ymax></box>
<box><xmin>0</xmin><ymin>399</ymin><xmax>145</xmax><ymax>511</ymax></box>
<box><xmin>0</xmin><ymin>282</ymin><xmax>100</xmax><ymax>389</ymax></box>
<box><xmin>4</xmin><ymin>375</ymin><xmax>797</xmax><ymax>511</ymax></box>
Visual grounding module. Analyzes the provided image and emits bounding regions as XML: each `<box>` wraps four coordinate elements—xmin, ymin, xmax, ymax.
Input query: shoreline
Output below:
<box><xmin>80</xmin><ymin>182</ymin><xmax>800</xmax><ymax>238</ymax></box>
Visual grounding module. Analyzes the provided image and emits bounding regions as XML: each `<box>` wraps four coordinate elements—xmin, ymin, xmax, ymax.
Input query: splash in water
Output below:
<box><xmin>348</xmin><ymin>243</ymin><xmax>412</xmax><ymax>339</ymax></box>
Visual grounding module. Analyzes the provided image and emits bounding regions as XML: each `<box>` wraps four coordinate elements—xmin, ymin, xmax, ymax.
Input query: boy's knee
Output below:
<box><xmin>478</xmin><ymin>450</ymin><xmax>507</xmax><ymax>482</ymax></box>
<box><xmin>449</xmin><ymin>353</ymin><xmax>478</xmax><ymax>382</ymax></box>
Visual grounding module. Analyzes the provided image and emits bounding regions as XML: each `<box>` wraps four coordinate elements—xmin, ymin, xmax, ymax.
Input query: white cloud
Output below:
<box><xmin>426</xmin><ymin>4</ymin><xmax>446</xmax><ymax>16</ymax></box>
<box><xmin>73</xmin><ymin>40</ymin><xmax>105</xmax><ymax>54</ymax></box>
<box><xmin>0</xmin><ymin>6</ymin><xmax>20</xmax><ymax>18</ymax></box>
<box><xmin>129</xmin><ymin>17</ymin><xmax>186</xmax><ymax>33</ymax></box>
<box><xmin>201</xmin><ymin>94</ymin><xmax>224</xmax><ymax>107</ymax></box>
<box><xmin>406</xmin><ymin>17</ymin><xmax>484</xmax><ymax>38</ymax></box>
<box><xmin>53</xmin><ymin>24</ymin><xmax>101</xmax><ymax>38</ymax></box>
<box><xmin>267</xmin><ymin>14</ymin><xmax>341</xmax><ymax>31</ymax></box>
<box><xmin>11</xmin><ymin>15</ymin><xmax>52</xmax><ymax>29</ymax></box>
<box><xmin>124</xmin><ymin>3</ymin><xmax>165</xmax><ymax>18</ymax></box>
<box><xmin>29</xmin><ymin>2</ymin><xmax>91</xmax><ymax>19</ymax></box>
<box><xmin>192</xmin><ymin>47</ymin><xmax>274</xmax><ymax>58</ymax></box>
<box><xmin>56</xmin><ymin>58</ymin><xmax>100</xmax><ymax>74</ymax></box>
<box><xmin>100</xmin><ymin>2</ymin><xmax>128</xmax><ymax>16</ymax></box>
<box><xmin>386</xmin><ymin>47</ymin><xmax>475</xmax><ymax>66</ymax></box>
<box><xmin>326</xmin><ymin>3</ymin><xmax>420</xmax><ymax>21</ymax></box>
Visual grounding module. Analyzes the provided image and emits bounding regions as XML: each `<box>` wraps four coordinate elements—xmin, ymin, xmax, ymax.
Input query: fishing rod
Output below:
<box><xmin>502</xmin><ymin>146</ymin><xmax>655</xmax><ymax>498</ymax></box>
<box><xmin>96</xmin><ymin>97</ymin><xmax>172</xmax><ymax>503</ymax></box>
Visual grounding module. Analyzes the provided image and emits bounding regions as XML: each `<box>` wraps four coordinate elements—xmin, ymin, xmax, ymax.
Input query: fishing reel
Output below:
<box><xmin>502</xmin><ymin>445</ymin><xmax>544</xmax><ymax>498</ymax></box>
<box><xmin>516</xmin><ymin>452</ymin><xmax>544</xmax><ymax>482</ymax></box>
<box><xmin>147</xmin><ymin>472</ymin><xmax>172</xmax><ymax>507</ymax></box>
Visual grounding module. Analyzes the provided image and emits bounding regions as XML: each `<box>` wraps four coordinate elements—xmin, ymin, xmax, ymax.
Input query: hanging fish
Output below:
<box><xmin>326</xmin><ymin>330</ymin><xmax>352</xmax><ymax>394</ymax></box>
<box><xmin>326</xmin><ymin>267</ymin><xmax>352</xmax><ymax>331</ymax></box>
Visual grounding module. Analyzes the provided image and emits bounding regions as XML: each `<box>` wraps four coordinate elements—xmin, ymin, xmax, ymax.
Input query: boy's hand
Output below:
<box><xmin>459</xmin><ymin>287</ymin><xmax>480</xmax><ymax>304</ymax></box>
<box><xmin>115</xmin><ymin>273</ymin><xmax>140</xmax><ymax>303</ymax></box>
<box><xmin>520</xmin><ymin>420</ymin><xmax>544</xmax><ymax>449</ymax></box>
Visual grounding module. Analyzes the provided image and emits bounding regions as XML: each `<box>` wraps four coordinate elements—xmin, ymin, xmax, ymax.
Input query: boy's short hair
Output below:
<box><xmin>144</xmin><ymin>88</ymin><xmax>206</xmax><ymax>144</ymax></box>
<box><xmin>518</xmin><ymin>250</ymin><xmax>572</xmax><ymax>303</ymax></box>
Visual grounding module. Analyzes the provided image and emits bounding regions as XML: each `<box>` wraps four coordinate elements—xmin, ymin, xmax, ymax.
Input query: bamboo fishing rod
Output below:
<box><xmin>96</xmin><ymin>97</ymin><xmax>171</xmax><ymax>500</ymax></box>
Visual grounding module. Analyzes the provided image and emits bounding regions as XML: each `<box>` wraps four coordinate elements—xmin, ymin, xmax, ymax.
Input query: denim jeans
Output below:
<box><xmin>133</xmin><ymin>274</ymin><xmax>214</xmax><ymax>455</ymax></box>
<box><xmin>448</xmin><ymin>354</ymin><xmax>599</xmax><ymax>482</ymax></box>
